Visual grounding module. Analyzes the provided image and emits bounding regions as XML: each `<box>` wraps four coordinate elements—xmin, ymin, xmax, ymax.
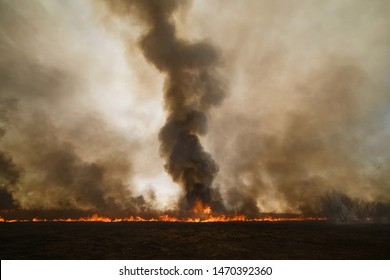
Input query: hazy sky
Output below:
<box><xmin>0</xmin><ymin>0</ymin><xmax>389</xmax><ymax>214</ymax></box>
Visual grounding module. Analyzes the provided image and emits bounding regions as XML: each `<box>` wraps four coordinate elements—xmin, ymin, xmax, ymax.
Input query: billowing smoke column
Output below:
<box><xmin>2</xmin><ymin>0</ymin><xmax>389</xmax><ymax>222</ymax></box>
<box><xmin>105</xmin><ymin>0</ymin><xmax>225</xmax><ymax>210</ymax></box>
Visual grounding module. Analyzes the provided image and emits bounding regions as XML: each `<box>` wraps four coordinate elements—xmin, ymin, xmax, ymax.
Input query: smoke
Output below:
<box><xmin>0</xmin><ymin>85</ymin><xmax>20</xmax><ymax>209</ymax></box>
<box><xmin>200</xmin><ymin>0</ymin><xmax>390</xmax><ymax>216</ymax></box>
<box><xmin>0</xmin><ymin>152</ymin><xmax>20</xmax><ymax>209</ymax></box>
<box><xmin>1</xmin><ymin>0</ymin><xmax>389</xmax><ymax>219</ymax></box>
<box><xmin>0</xmin><ymin>0</ymin><xmax>150</xmax><ymax>213</ymax></box>
<box><xmin>321</xmin><ymin>191</ymin><xmax>390</xmax><ymax>222</ymax></box>
<box><xmin>214</xmin><ymin>59</ymin><xmax>368</xmax><ymax>214</ymax></box>
<box><xmin>103</xmin><ymin>0</ymin><xmax>225</xmax><ymax>211</ymax></box>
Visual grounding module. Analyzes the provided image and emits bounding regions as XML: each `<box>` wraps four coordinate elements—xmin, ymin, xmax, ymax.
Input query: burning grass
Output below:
<box><xmin>0</xmin><ymin>202</ymin><xmax>326</xmax><ymax>223</ymax></box>
<box><xmin>0</xmin><ymin>213</ymin><xmax>327</xmax><ymax>223</ymax></box>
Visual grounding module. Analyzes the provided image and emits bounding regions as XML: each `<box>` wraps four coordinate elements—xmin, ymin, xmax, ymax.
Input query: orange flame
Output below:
<box><xmin>193</xmin><ymin>199</ymin><xmax>212</xmax><ymax>214</ymax></box>
<box><xmin>0</xmin><ymin>214</ymin><xmax>327</xmax><ymax>223</ymax></box>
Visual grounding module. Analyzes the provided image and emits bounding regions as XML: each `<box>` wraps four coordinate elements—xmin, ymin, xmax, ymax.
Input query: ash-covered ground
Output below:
<box><xmin>0</xmin><ymin>221</ymin><xmax>389</xmax><ymax>260</ymax></box>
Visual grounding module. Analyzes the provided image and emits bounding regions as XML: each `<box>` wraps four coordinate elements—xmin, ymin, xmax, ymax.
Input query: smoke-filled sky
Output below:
<box><xmin>0</xmin><ymin>0</ymin><xmax>389</xmax><ymax>215</ymax></box>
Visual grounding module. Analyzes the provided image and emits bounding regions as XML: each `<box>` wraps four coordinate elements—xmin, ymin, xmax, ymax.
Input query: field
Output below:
<box><xmin>1</xmin><ymin>221</ymin><xmax>389</xmax><ymax>259</ymax></box>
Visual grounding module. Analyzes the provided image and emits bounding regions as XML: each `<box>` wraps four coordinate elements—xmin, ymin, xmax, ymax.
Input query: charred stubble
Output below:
<box><xmin>0</xmin><ymin>221</ymin><xmax>389</xmax><ymax>260</ymax></box>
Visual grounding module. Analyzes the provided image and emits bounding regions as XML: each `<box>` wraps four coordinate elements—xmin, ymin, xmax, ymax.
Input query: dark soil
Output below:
<box><xmin>0</xmin><ymin>221</ymin><xmax>389</xmax><ymax>259</ymax></box>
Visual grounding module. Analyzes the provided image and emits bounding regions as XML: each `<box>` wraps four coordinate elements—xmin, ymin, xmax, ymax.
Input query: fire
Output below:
<box><xmin>193</xmin><ymin>199</ymin><xmax>212</xmax><ymax>214</ymax></box>
<box><xmin>0</xmin><ymin>214</ymin><xmax>327</xmax><ymax>223</ymax></box>
<box><xmin>158</xmin><ymin>215</ymin><xmax>179</xmax><ymax>222</ymax></box>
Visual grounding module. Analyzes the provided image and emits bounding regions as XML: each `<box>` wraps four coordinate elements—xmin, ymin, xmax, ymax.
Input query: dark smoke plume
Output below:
<box><xmin>104</xmin><ymin>0</ymin><xmax>225</xmax><ymax>210</ymax></box>
<box><xmin>2</xmin><ymin>0</ymin><xmax>389</xmax><ymax>220</ymax></box>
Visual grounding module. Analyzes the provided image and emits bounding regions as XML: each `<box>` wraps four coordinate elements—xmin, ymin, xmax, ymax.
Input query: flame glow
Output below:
<box><xmin>0</xmin><ymin>213</ymin><xmax>326</xmax><ymax>223</ymax></box>
<box><xmin>0</xmin><ymin>202</ymin><xmax>328</xmax><ymax>223</ymax></box>
<box><xmin>193</xmin><ymin>199</ymin><xmax>212</xmax><ymax>214</ymax></box>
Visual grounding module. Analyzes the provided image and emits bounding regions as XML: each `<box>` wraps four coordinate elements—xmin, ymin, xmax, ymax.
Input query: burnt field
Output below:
<box><xmin>0</xmin><ymin>221</ymin><xmax>389</xmax><ymax>260</ymax></box>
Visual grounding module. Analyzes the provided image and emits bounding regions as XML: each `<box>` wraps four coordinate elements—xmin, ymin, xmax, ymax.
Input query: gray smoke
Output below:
<box><xmin>1</xmin><ymin>0</ymin><xmax>389</xmax><ymax>220</ymax></box>
<box><xmin>203</xmin><ymin>0</ymin><xmax>390</xmax><ymax>217</ymax></box>
<box><xmin>0</xmin><ymin>0</ymin><xmax>144</xmax><ymax>213</ymax></box>
<box><xmin>104</xmin><ymin>0</ymin><xmax>225</xmax><ymax>211</ymax></box>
